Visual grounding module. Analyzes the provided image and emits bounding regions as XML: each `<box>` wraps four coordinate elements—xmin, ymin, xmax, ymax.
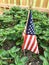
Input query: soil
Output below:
<box><xmin>25</xmin><ymin>51</ymin><xmax>42</xmax><ymax>65</ymax></box>
<box><xmin>3</xmin><ymin>40</ymin><xmax>16</xmax><ymax>50</ymax></box>
<box><xmin>26</xmin><ymin>57</ymin><xmax>42</xmax><ymax>65</ymax></box>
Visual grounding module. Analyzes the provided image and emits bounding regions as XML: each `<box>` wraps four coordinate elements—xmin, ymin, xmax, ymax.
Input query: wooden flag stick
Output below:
<box><xmin>29</xmin><ymin>0</ymin><xmax>33</xmax><ymax>10</ymax></box>
<box><xmin>23</xmin><ymin>11</ymin><xmax>30</xmax><ymax>56</ymax></box>
<box><xmin>26</xmin><ymin>0</ymin><xmax>33</xmax><ymax>29</ymax></box>
<box><xmin>23</xmin><ymin>0</ymin><xmax>33</xmax><ymax>56</ymax></box>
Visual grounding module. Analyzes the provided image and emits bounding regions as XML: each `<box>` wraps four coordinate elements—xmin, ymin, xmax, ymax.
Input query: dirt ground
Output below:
<box><xmin>25</xmin><ymin>51</ymin><xmax>42</xmax><ymax>65</ymax></box>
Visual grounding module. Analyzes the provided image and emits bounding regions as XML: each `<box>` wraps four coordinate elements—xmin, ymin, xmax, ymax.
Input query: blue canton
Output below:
<box><xmin>26</xmin><ymin>10</ymin><xmax>35</xmax><ymax>35</ymax></box>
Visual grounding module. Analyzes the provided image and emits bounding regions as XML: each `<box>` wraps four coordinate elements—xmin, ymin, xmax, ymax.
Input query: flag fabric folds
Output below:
<box><xmin>22</xmin><ymin>10</ymin><xmax>39</xmax><ymax>54</ymax></box>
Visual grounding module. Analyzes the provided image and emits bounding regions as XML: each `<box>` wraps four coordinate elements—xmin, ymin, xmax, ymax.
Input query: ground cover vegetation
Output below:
<box><xmin>0</xmin><ymin>6</ymin><xmax>49</xmax><ymax>65</ymax></box>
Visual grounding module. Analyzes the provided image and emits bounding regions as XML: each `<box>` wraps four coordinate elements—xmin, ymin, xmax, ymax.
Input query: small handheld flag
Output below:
<box><xmin>22</xmin><ymin>10</ymin><xmax>39</xmax><ymax>54</ymax></box>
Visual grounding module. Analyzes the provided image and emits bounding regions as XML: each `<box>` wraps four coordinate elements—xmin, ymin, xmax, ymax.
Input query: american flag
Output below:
<box><xmin>22</xmin><ymin>10</ymin><xmax>39</xmax><ymax>54</ymax></box>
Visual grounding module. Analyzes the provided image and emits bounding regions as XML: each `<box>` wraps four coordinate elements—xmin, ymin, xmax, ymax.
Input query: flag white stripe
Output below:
<box><xmin>27</xmin><ymin>36</ymin><xmax>35</xmax><ymax>50</ymax></box>
<box><xmin>24</xmin><ymin>35</ymin><xmax>30</xmax><ymax>49</ymax></box>
<box><xmin>31</xmin><ymin>39</ymin><xmax>37</xmax><ymax>52</ymax></box>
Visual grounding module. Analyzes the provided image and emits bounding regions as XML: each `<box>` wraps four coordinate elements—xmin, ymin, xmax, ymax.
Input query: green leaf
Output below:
<box><xmin>39</xmin><ymin>56</ymin><xmax>49</xmax><ymax>65</ymax></box>
<box><xmin>43</xmin><ymin>59</ymin><xmax>49</xmax><ymax>65</ymax></box>
<box><xmin>44</xmin><ymin>51</ymin><xmax>49</xmax><ymax>59</ymax></box>
<box><xmin>8</xmin><ymin>46</ymin><xmax>20</xmax><ymax>58</ymax></box>
<box><xmin>39</xmin><ymin>56</ymin><xmax>45</xmax><ymax>61</ymax></box>
<box><xmin>0</xmin><ymin>49</ymin><xmax>7</xmax><ymax>57</ymax></box>
<box><xmin>15</xmin><ymin>55</ymin><xmax>20</xmax><ymax>64</ymax></box>
<box><xmin>21</xmin><ymin>56</ymin><xmax>28</xmax><ymax>63</ymax></box>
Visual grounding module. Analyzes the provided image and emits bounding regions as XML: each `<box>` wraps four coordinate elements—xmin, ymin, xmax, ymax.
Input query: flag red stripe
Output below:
<box><xmin>34</xmin><ymin>46</ymin><xmax>39</xmax><ymax>54</ymax></box>
<box><xmin>27</xmin><ymin>36</ymin><xmax>35</xmax><ymax>50</ymax></box>
<box><xmin>30</xmin><ymin>36</ymin><xmax>35</xmax><ymax>51</ymax></box>
<box><xmin>31</xmin><ymin>37</ymin><xmax>37</xmax><ymax>52</ymax></box>
<box><xmin>24</xmin><ymin>35</ymin><xmax>31</xmax><ymax>49</ymax></box>
<box><xmin>26</xmin><ymin>35</ymin><xmax>32</xmax><ymax>49</ymax></box>
<box><xmin>33</xmin><ymin>44</ymin><xmax>38</xmax><ymax>53</ymax></box>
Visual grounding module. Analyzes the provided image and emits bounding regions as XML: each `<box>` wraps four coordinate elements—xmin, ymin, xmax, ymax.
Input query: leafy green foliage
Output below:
<box><xmin>39</xmin><ymin>44</ymin><xmax>49</xmax><ymax>65</ymax></box>
<box><xmin>0</xmin><ymin>6</ymin><xmax>28</xmax><ymax>46</ymax></box>
<box><xmin>0</xmin><ymin>6</ymin><xmax>49</xmax><ymax>47</ymax></box>
<box><xmin>40</xmin><ymin>56</ymin><xmax>49</xmax><ymax>65</ymax></box>
<box><xmin>15</xmin><ymin>56</ymin><xmax>28</xmax><ymax>65</ymax></box>
<box><xmin>0</xmin><ymin>46</ymin><xmax>28</xmax><ymax>65</ymax></box>
<box><xmin>40</xmin><ymin>50</ymin><xmax>49</xmax><ymax>65</ymax></box>
<box><xmin>0</xmin><ymin>6</ymin><xmax>49</xmax><ymax>65</ymax></box>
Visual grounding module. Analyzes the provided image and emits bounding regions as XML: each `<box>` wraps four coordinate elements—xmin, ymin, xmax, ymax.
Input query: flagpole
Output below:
<box><xmin>29</xmin><ymin>0</ymin><xmax>33</xmax><ymax>10</ymax></box>
<box><xmin>26</xmin><ymin>0</ymin><xmax>32</xmax><ymax>29</ymax></box>
<box><xmin>23</xmin><ymin>0</ymin><xmax>32</xmax><ymax>56</ymax></box>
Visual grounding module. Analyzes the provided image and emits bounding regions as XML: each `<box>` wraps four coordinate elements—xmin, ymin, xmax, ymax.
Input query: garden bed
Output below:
<box><xmin>0</xmin><ymin>6</ymin><xmax>49</xmax><ymax>65</ymax></box>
